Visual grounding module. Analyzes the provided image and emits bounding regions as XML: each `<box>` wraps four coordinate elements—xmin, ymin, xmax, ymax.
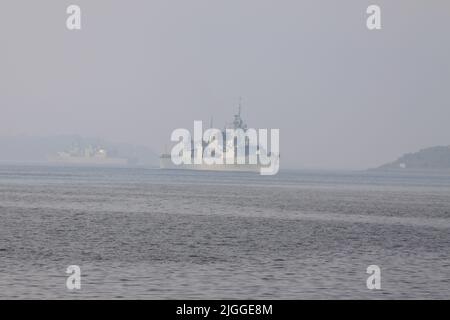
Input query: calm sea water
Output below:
<box><xmin>0</xmin><ymin>165</ymin><xmax>449</xmax><ymax>299</ymax></box>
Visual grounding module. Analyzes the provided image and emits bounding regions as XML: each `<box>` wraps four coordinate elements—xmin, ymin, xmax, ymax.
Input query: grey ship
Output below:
<box><xmin>49</xmin><ymin>145</ymin><xmax>129</xmax><ymax>166</ymax></box>
<box><xmin>160</xmin><ymin>106</ymin><xmax>270</xmax><ymax>172</ymax></box>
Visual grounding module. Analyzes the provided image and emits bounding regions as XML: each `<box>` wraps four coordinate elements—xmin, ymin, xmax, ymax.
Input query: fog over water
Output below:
<box><xmin>1</xmin><ymin>0</ymin><xmax>450</xmax><ymax>169</ymax></box>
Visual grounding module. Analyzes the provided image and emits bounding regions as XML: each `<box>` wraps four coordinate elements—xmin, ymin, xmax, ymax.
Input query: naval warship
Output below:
<box><xmin>160</xmin><ymin>106</ymin><xmax>275</xmax><ymax>173</ymax></box>
<box><xmin>49</xmin><ymin>145</ymin><xmax>129</xmax><ymax>166</ymax></box>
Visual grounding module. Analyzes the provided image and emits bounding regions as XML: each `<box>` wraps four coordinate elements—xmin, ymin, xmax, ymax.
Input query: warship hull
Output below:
<box><xmin>48</xmin><ymin>156</ymin><xmax>129</xmax><ymax>166</ymax></box>
<box><xmin>159</xmin><ymin>156</ymin><xmax>261</xmax><ymax>173</ymax></box>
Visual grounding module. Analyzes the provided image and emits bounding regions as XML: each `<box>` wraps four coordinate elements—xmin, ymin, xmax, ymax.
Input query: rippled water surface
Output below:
<box><xmin>0</xmin><ymin>165</ymin><xmax>449</xmax><ymax>299</ymax></box>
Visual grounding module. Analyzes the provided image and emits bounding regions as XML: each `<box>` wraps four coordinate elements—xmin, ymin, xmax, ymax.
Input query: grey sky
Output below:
<box><xmin>1</xmin><ymin>0</ymin><xmax>449</xmax><ymax>169</ymax></box>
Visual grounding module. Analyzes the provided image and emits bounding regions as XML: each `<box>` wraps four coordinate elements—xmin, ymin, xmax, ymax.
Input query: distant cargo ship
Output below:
<box><xmin>49</xmin><ymin>145</ymin><xmax>129</xmax><ymax>166</ymax></box>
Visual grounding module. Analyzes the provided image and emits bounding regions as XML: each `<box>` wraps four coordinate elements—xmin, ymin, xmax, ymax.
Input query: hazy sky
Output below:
<box><xmin>1</xmin><ymin>0</ymin><xmax>449</xmax><ymax>169</ymax></box>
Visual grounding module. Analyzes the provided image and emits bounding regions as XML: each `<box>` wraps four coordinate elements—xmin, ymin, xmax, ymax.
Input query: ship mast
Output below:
<box><xmin>233</xmin><ymin>97</ymin><xmax>246</xmax><ymax>130</ymax></box>
<box><xmin>238</xmin><ymin>97</ymin><xmax>242</xmax><ymax>117</ymax></box>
